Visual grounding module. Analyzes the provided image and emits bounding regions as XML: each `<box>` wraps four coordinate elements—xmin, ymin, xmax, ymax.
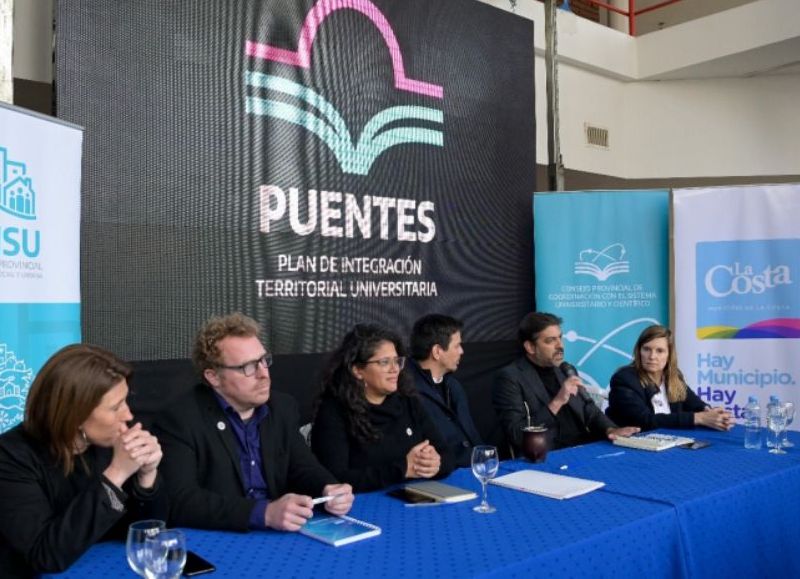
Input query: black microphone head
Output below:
<box><xmin>559</xmin><ymin>361</ymin><xmax>579</xmax><ymax>378</ymax></box>
<box><xmin>559</xmin><ymin>361</ymin><xmax>592</xmax><ymax>403</ymax></box>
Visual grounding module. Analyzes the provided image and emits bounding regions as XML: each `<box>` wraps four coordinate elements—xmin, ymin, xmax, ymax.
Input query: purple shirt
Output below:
<box><xmin>213</xmin><ymin>393</ymin><xmax>271</xmax><ymax>529</ymax></box>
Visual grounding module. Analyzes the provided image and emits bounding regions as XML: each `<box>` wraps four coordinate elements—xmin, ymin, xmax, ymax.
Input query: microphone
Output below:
<box><xmin>559</xmin><ymin>362</ymin><xmax>593</xmax><ymax>403</ymax></box>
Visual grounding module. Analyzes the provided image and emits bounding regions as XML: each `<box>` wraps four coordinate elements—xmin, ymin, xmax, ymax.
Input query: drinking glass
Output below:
<box><xmin>143</xmin><ymin>529</ymin><xmax>187</xmax><ymax>579</ymax></box>
<box><xmin>767</xmin><ymin>405</ymin><xmax>787</xmax><ymax>455</ymax></box>
<box><xmin>781</xmin><ymin>402</ymin><xmax>795</xmax><ymax>448</ymax></box>
<box><xmin>126</xmin><ymin>519</ymin><xmax>166</xmax><ymax>576</ymax></box>
<box><xmin>471</xmin><ymin>445</ymin><xmax>499</xmax><ymax>514</ymax></box>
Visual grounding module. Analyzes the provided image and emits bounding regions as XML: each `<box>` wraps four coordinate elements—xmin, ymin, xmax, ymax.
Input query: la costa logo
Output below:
<box><xmin>0</xmin><ymin>343</ymin><xmax>33</xmax><ymax>433</ymax></box>
<box><xmin>704</xmin><ymin>262</ymin><xmax>792</xmax><ymax>298</ymax></box>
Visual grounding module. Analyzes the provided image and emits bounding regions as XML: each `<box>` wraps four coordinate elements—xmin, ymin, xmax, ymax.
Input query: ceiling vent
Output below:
<box><xmin>584</xmin><ymin>123</ymin><xmax>610</xmax><ymax>149</ymax></box>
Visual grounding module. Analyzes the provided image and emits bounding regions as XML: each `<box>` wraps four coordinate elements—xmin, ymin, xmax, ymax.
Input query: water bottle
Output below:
<box><xmin>743</xmin><ymin>396</ymin><xmax>761</xmax><ymax>450</ymax></box>
<box><xmin>766</xmin><ymin>395</ymin><xmax>781</xmax><ymax>448</ymax></box>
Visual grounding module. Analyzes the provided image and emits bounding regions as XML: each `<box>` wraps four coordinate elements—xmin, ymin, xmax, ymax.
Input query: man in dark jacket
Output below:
<box><xmin>409</xmin><ymin>314</ymin><xmax>482</xmax><ymax>467</ymax></box>
<box><xmin>493</xmin><ymin>312</ymin><xmax>639</xmax><ymax>452</ymax></box>
<box><xmin>156</xmin><ymin>312</ymin><xmax>353</xmax><ymax>532</ymax></box>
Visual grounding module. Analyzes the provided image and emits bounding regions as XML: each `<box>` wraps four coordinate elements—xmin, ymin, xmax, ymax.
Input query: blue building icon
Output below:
<box><xmin>0</xmin><ymin>146</ymin><xmax>37</xmax><ymax>220</ymax></box>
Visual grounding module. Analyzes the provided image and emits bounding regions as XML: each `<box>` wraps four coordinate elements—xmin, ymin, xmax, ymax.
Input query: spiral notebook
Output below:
<box><xmin>299</xmin><ymin>513</ymin><xmax>381</xmax><ymax>547</ymax></box>
<box><xmin>612</xmin><ymin>433</ymin><xmax>695</xmax><ymax>452</ymax></box>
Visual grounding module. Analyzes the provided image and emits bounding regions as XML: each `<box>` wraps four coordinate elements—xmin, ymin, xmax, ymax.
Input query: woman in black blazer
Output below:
<box><xmin>606</xmin><ymin>325</ymin><xmax>733</xmax><ymax>431</ymax></box>
<box><xmin>311</xmin><ymin>324</ymin><xmax>454</xmax><ymax>492</ymax></box>
<box><xmin>0</xmin><ymin>344</ymin><xmax>167</xmax><ymax>577</ymax></box>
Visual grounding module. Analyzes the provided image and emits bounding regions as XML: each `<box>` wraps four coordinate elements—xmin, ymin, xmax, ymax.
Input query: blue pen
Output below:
<box><xmin>595</xmin><ymin>451</ymin><xmax>626</xmax><ymax>459</ymax></box>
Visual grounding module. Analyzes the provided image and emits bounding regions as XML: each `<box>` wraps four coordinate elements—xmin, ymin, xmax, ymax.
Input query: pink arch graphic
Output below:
<box><xmin>245</xmin><ymin>0</ymin><xmax>443</xmax><ymax>99</ymax></box>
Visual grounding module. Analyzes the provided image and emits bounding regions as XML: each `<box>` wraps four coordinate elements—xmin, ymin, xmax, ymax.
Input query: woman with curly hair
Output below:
<box><xmin>607</xmin><ymin>325</ymin><xmax>733</xmax><ymax>431</ymax></box>
<box><xmin>311</xmin><ymin>324</ymin><xmax>454</xmax><ymax>492</ymax></box>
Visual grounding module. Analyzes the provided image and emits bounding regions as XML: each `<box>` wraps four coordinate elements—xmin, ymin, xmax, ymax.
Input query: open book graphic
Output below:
<box><xmin>299</xmin><ymin>513</ymin><xmax>381</xmax><ymax>547</ymax></box>
<box><xmin>245</xmin><ymin>72</ymin><xmax>443</xmax><ymax>176</ymax></box>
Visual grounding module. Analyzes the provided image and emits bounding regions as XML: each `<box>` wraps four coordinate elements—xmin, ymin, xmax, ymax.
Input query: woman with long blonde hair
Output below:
<box><xmin>607</xmin><ymin>325</ymin><xmax>733</xmax><ymax>431</ymax></box>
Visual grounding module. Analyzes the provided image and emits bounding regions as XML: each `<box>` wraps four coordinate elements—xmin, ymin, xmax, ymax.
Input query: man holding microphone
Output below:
<box><xmin>493</xmin><ymin>312</ymin><xmax>640</xmax><ymax>452</ymax></box>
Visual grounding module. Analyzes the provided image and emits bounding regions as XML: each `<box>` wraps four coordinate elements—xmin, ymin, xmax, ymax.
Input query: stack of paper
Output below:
<box><xmin>489</xmin><ymin>470</ymin><xmax>604</xmax><ymax>500</ymax></box>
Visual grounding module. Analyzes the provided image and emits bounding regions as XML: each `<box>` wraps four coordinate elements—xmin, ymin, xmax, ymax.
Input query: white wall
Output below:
<box><xmin>623</xmin><ymin>75</ymin><xmax>800</xmax><ymax>179</ymax></box>
<box><xmin>558</xmin><ymin>65</ymin><xmax>626</xmax><ymax>176</ymax></box>
<box><xmin>480</xmin><ymin>0</ymin><xmax>800</xmax><ymax>179</ymax></box>
<box><xmin>635</xmin><ymin>0</ymin><xmax>756</xmax><ymax>35</ymax></box>
<box><xmin>12</xmin><ymin>0</ymin><xmax>52</xmax><ymax>83</ymax></box>
<box><xmin>0</xmin><ymin>0</ymin><xmax>11</xmax><ymax>102</ymax></box>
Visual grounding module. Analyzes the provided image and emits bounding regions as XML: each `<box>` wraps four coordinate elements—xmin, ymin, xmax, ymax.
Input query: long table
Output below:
<box><xmin>47</xmin><ymin>427</ymin><xmax>800</xmax><ymax>578</ymax></box>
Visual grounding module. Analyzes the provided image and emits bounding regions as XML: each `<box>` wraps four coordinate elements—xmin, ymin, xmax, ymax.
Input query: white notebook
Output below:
<box><xmin>490</xmin><ymin>469</ymin><xmax>605</xmax><ymax>500</ymax></box>
<box><xmin>299</xmin><ymin>513</ymin><xmax>381</xmax><ymax>547</ymax></box>
<box><xmin>612</xmin><ymin>433</ymin><xmax>694</xmax><ymax>452</ymax></box>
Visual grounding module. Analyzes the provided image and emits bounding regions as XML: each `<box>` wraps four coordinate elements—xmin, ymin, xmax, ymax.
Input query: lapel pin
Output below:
<box><xmin>406</xmin><ymin>427</ymin><xmax>413</xmax><ymax>436</ymax></box>
<box><xmin>217</xmin><ymin>421</ymin><xmax>226</xmax><ymax>431</ymax></box>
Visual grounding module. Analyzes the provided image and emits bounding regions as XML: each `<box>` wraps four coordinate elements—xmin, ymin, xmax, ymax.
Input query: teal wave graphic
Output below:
<box><xmin>245</xmin><ymin>72</ymin><xmax>443</xmax><ymax>175</ymax></box>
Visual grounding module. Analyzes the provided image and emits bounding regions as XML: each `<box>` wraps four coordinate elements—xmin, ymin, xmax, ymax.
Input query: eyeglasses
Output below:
<box><xmin>216</xmin><ymin>353</ymin><xmax>273</xmax><ymax>377</ymax></box>
<box><xmin>364</xmin><ymin>356</ymin><xmax>406</xmax><ymax>371</ymax></box>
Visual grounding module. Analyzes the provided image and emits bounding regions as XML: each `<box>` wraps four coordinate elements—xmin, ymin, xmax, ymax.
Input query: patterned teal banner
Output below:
<box><xmin>0</xmin><ymin>304</ymin><xmax>81</xmax><ymax>431</ymax></box>
<box><xmin>533</xmin><ymin>190</ymin><xmax>669</xmax><ymax>397</ymax></box>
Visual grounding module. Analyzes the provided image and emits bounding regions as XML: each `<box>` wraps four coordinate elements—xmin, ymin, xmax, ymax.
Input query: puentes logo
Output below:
<box><xmin>244</xmin><ymin>0</ymin><xmax>444</xmax><ymax>176</ymax></box>
<box><xmin>696</xmin><ymin>239</ymin><xmax>800</xmax><ymax>339</ymax></box>
<box><xmin>0</xmin><ymin>343</ymin><xmax>33</xmax><ymax>433</ymax></box>
<box><xmin>573</xmin><ymin>243</ymin><xmax>629</xmax><ymax>281</ymax></box>
<box><xmin>0</xmin><ymin>146</ymin><xmax>37</xmax><ymax>221</ymax></box>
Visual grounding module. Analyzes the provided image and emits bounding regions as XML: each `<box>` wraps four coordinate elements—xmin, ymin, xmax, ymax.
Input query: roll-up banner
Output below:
<box><xmin>534</xmin><ymin>190</ymin><xmax>670</xmax><ymax>402</ymax></box>
<box><xmin>673</xmin><ymin>184</ymin><xmax>800</xmax><ymax>427</ymax></box>
<box><xmin>0</xmin><ymin>102</ymin><xmax>83</xmax><ymax>433</ymax></box>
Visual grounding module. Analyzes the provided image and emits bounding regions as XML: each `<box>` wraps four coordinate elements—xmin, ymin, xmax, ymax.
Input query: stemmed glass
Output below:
<box><xmin>781</xmin><ymin>402</ymin><xmax>795</xmax><ymax>448</ymax></box>
<box><xmin>767</xmin><ymin>404</ymin><xmax>788</xmax><ymax>455</ymax></box>
<box><xmin>126</xmin><ymin>520</ymin><xmax>166</xmax><ymax>576</ymax></box>
<box><xmin>471</xmin><ymin>445</ymin><xmax>499</xmax><ymax>514</ymax></box>
<box><xmin>143</xmin><ymin>529</ymin><xmax>187</xmax><ymax>579</ymax></box>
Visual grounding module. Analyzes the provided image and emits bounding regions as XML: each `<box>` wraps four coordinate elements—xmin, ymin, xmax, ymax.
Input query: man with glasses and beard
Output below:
<box><xmin>156</xmin><ymin>313</ymin><xmax>353</xmax><ymax>532</ymax></box>
<box><xmin>492</xmin><ymin>312</ymin><xmax>639</xmax><ymax>453</ymax></box>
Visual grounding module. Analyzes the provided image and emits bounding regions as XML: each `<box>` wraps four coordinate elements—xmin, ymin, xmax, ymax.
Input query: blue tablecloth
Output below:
<box><xmin>501</xmin><ymin>427</ymin><xmax>800</xmax><ymax>577</ymax></box>
<box><xmin>46</xmin><ymin>427</ymin><xmax>800</xmax><ymax>578</ymax></box>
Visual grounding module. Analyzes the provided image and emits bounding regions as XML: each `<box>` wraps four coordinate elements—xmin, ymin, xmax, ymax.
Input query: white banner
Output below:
<box><xmin>673</xmin><ymin>184</ymin><xmax>800</xmax><ymax>430</ymax></box>
<box><xmin>0</xmin><ymin>102</ymin><xmax>83</xmax><ymax>433</ymax></box>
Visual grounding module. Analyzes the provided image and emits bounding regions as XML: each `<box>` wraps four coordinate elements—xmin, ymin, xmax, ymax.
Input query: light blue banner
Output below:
<box><xmin>0</xmin><ymin>304</ymin><xmax>81</xmax><ymax>431</ymax></box>
<box><xmin>1</xmin><ymin>103</ymin><xmax>83</xmax><ymax>433</ymax></box>
<box><xmin>533</xmin><ymin>190</ymin><xmax>669</xmax><ymax>396</ymax></box>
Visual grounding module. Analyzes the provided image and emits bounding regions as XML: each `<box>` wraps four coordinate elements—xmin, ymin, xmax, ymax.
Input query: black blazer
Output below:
<box><xmin>409</xmin><ymin>360</ymin><xmax>482</xmax><ymax>467</ymax></box>
<box><xmin>0</xmin><ymin>425</ymin><xmax>168</xmax><ymax>578</ymax></box>
<box><xmin>492</xmin><ymin>356</ymin><xmax>616</xmax><ymax>450</ymax></box>
<box><xmin>311</xmin><ymin>391</ymin><xmax>455</xmax><ymax>492</ymax></box>
<box><xmin>156</xmin><ymin>384</ymin><xmax>337</xmax><ymax>531</ymax></box>
<box><xmin>606</xmin><ymin>365</ymin><xmax>707</xmax><ymax>431</ymax></box>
